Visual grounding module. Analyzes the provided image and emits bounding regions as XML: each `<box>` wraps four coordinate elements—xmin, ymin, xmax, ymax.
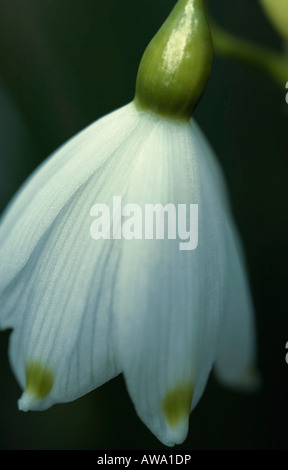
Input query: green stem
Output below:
<box><xmin>210</xmin><ymin>21</ymin><xmax>288</xmax><ymax>89</ymax></box>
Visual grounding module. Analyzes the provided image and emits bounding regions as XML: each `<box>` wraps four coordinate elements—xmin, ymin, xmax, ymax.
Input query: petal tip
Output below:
<box><xmin>18</xmin><ymin>391</ymin><xmax>37</xmax><ymax>412</ymax></box>
<box><xmin>20</xmin><ymin>361</ymin><xmax>54</xmax><ymax>409</ymax></box>
<box><xmin>216</xmin><ymin>365</ymin><xmax>262</xmax><ymax>393</ymax></box>
<box><xmin>238</xmin><ymin>366</ymin><xmax>262</xmax><ymax>392</ymax></box>
<box><xmin>161</xmin><ymin>381</ymin><xmax>194</xmax><ymax>446</ymax></box>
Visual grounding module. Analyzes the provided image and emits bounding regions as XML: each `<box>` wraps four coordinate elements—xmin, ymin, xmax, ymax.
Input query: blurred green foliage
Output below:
<box><xmin>0</xmin><ymin>0</ymin><xmax>287</xmax><ymax>450</ymax></box>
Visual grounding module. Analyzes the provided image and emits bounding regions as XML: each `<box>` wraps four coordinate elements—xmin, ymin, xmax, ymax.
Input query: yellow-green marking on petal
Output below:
<box><xmin>25</xmin><ymin>361</ymin><xmax>54</xmax><ymax>400</ymax></box>
<box><xmin>240</xmin><ymin>366</ymin><xmax>262</xmax><ymax>391</ymax></box>
<box><xmin>162</xmin><ymin>382</ymin><xmax>194</xmax><ymax>427</ymax></box>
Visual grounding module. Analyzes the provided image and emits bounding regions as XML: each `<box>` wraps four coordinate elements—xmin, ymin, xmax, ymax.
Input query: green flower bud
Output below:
<box><xmin>134</xmin><ymin>0</ymin><xmax>213</xmax><ymax>120</ymax></box>
<box><xmin>260</xmin><ymin>0</ymin><xmax>288</xmax><ymax>41</ymax></box>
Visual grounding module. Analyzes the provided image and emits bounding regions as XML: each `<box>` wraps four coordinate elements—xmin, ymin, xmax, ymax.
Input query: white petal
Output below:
<box><xmin>214</xmin><ymin>226</ymin><xmax>260</xmax><ymax>390</ymax></box>
<box><xmin>113</xmin><ymin>118</ymin><xmax>231</xmax><ymax>446</ymax></box>
<box><xmin>0</xmin><ymin>103</ymin><xmax>144</xmax><ymax>407</ymax></box>
<box><xmin>0</xmin><ymin>102</ymin><xmax>140</xmax><ymax>329</ymax></box>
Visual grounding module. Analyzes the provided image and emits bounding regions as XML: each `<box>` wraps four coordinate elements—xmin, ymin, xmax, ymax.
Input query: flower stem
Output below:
<box><xmin>210</xmin><ymin>21</ymin><xmax>288</xmax><ymax>89</ymax></box>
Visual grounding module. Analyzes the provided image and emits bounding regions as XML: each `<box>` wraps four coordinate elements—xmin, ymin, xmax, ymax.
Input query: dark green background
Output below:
<box><xmin>0</xmin><ymin>0</ymin><xmax>287</xmax><ymax>450</ymax></box>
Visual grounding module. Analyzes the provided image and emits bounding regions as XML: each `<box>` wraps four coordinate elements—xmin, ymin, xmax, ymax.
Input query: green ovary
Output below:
<box><xmin>134</xmin><ymin>0</ymin><xmax>213</xmax><ymax>120</ymax></box>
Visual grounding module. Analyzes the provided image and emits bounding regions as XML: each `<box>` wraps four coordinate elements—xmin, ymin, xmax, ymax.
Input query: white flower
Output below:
<box><xmin>0</xmin><ymin>0</ymin><xmax>259</xmax><ymax>447</ymax></box>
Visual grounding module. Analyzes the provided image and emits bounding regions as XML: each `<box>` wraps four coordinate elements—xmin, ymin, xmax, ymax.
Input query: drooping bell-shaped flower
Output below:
<box><xmin>0</xmin><ymin>0</ymin><xmax>259</xmax><ymax>446</ymax></box>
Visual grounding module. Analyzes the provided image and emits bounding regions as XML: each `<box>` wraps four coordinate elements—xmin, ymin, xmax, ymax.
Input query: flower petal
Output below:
<box><xmin>1</xmin><ymin>103</ymin><xmax>146</xmax><ymax>407</ymax></box>
<box><xmin>113</xmin><ymin>118</ymin><xmax>231</xmax><ymax>446</ymax></box>
<box><xmin>214</xmin><ymin>226</ymin><xmax>260</xmax><ymax>390</ymax></box>
<box><xmin>0</xmin><ymin>103</ymin><xmax>140</xmax><ymax>329</ymax></box>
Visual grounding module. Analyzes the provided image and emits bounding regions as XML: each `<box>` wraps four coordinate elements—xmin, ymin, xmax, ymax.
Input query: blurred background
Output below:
<box><xmin>0</xmin><ymin>0</ymin><xmax>287</xmax><ymax>450</ymax></box>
